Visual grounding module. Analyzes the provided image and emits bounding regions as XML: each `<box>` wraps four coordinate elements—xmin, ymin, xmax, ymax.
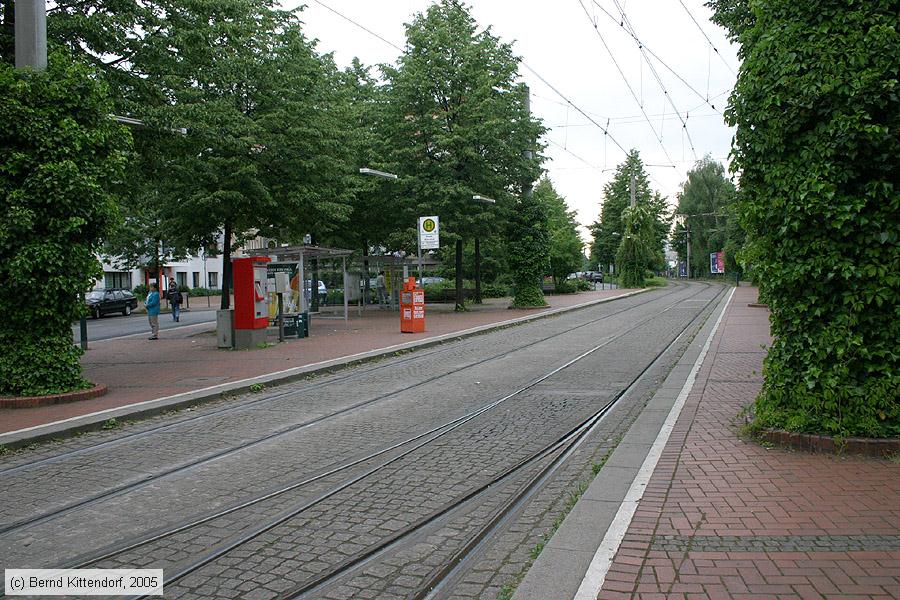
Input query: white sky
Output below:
<box><xmin>288</xmin><ymin>0</ymin><xmax>739</xmax><ymax>242</ymax></box>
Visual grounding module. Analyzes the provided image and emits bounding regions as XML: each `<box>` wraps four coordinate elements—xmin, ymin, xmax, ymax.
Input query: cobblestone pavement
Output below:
<box><xmin>595</xmin><ymin>286</ymin><xmax>900</xmax><ymax>600</ymax></box>
<box><xmin>0</xmin><ymin>282</ymin><xmax>724</xmax><ymax>599</ymax></box>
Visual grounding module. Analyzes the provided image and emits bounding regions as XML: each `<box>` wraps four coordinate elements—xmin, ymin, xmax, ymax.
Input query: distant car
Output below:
<box><xmin>583</xmin><ymin>271</ymin><xmax>604</xmax><ymax>283</ymax></box>
<box><xmin>421</xmin><ymin>276</ymin><xmax>446</xmax><ymax>285</ymax></box>
<box><xmin>85</xmin><ymin>289</ymin><xmax>138</xmax><ymax>318</ymax></box>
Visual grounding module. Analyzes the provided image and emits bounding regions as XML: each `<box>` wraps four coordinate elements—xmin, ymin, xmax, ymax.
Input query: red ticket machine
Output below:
<box><xmin>400</xmin><ymin>277</ymin><xmax>425</xmax><ymax>333</ymax></box>
<box><xmin>233</xmin><ymin>256</ymin><xmax>271</xmax><ymax>349</ymax></box>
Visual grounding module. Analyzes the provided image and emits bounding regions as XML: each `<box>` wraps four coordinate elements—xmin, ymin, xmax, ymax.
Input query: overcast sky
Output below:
<box><xmin>287</xmin><ymin>0</ymin><xmax>739</xmax><ymax>241</ymax></box>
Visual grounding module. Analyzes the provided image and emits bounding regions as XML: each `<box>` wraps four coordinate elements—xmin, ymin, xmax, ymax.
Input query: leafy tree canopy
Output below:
<box><xmin>0</xmin><ymin>52</ymin><xmax>130</xmax><ymax>394</ymax></box>
<box><xmin>590</xmin><ymin>150</ymin><xmax>670</xmax><ymax>272</ymax></box>
<box><xmin>710</xmin><ymin>0</ymin><xmax>899</xmax><ymax>437</ymax></box>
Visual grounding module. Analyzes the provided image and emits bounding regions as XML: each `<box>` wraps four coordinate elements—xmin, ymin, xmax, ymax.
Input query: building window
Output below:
<box><xmin>208</xmin><ymin>272</ymin><xmax>219</xmax><ymax>288</ymax></box>
<box><xmin>192</xmin><ymin>272</ymin><xmax>200</xmax><ymax>288</ymax></box>
<box><xmin>104</xmin><ymin>271</ymin><xmax>132</xmax><ymax>290</ymax></box>
<box><xmin>176</xmin><ymin>272</ymin><xmax>187</xmax><ymax>288</ymax></box>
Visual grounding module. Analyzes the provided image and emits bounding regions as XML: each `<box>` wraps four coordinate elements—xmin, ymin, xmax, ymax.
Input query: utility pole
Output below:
<box><xmin>630</xmin><ymin>173</ymin><xmax>636</xmax><ymax>208</ymax></box>
<box><xmin>15</xmin><ymin>0</ymin><xmax>47</xmax><ymax>70</ymax></box>
<box><xmin>685</xmin><ymin>222</ymin><xmax>691</xmax><ymax>279</ymax></box>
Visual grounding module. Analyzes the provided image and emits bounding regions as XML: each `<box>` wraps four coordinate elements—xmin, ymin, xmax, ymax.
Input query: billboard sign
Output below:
<box><xmin>710</xmin><ymin>251</ymin><xmax>726</xmax><ymax>274</ymax></box>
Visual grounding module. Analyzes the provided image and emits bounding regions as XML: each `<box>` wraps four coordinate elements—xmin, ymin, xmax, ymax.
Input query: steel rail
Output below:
<box><xmin>123</xmin><ymin>285</ymin><xmax>718</xmax><ymax>599</ymax></box>
<box><xmin>0</xmin><ymin>286</ymin><xmax>696</xmax><ymax>538</ymax></box>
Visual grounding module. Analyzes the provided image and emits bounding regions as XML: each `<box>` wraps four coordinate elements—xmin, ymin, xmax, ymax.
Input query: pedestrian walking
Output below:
<box><xmin>146</xmin><ymin>283</ymin><xmax>160</xmax><ymax>340</ymax></box>
<box><xmin>167</xmin><ymin>277</ymin><xmax>182</xmax><ymax>322</ymax></box>
<box><xmin>376</xmin><ymin>270</ymin><xmax>388</xmax><ymax>309</ymax></box>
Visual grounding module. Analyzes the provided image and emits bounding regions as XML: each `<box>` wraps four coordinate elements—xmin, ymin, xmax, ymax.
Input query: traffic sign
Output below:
<box><xmin>419</xmin><ymin>216</ymin><xmax>440</xmax><ymax>250</ymax></box>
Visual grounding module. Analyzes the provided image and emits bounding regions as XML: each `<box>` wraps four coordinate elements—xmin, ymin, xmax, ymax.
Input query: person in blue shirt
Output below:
<box><xmin>145</xmin><ymin>283</ymin><xmax>161</xmax><ymax>340</ymax></box>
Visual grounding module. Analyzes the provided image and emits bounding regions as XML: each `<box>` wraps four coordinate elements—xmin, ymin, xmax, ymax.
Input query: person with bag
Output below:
<box><xmin>167</xmin><ymin>277</ymin><xmax>182</xmax><ymax>322</ymax></box>
<box><xmin>146</xmin><ymin>283</ymin><xmax>161</xmax><ymax>340</ymax></box>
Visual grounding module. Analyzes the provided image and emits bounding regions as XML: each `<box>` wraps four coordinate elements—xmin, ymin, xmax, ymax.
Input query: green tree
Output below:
<box><xmin>616</xmin><ymin>204</ymin><xmax>655</xmax><ymax>288</ymax></box>
<box><xmin>384</xmin><ymin>0</ymin><xmax>544</xmax><ymax>310</ymax></box>
<box><xmin>709</xmin><ymin>0</ymin><xmax>900</xmax><ymax>437</ymax></box>
<box><xmin>507</xmin><ymin>191</ymin><xmax>549</xmax><ymax>307</ymax></box>
<box><xmin>671</xmin><ymin>157</ymin><xmax>738</xmax><ymax>277</ymax></box>
<box><xmin>590</xmin><ymin>150</ymin><xmax>669</xmax><ymax>273</ymax></box>
<box><xmin>0</xmin><ymin>53</ymin><xmax>130</xmax><ymax>395</ymax></box>
<box><xmin>534</xmin><ymin>177</ymin><xmax>583</xmax><ymax>287</ymax></box>
<box><xmin>136</xmin><ymin>2</ymin><xmax>352</xmax><ymax>308</ymax></box>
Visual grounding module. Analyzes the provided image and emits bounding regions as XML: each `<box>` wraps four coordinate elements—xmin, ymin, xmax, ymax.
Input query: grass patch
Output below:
<box><xmin>645</xmin><ymin>276</ymin><xmax>668</xmax><ymax>287</ymax></box>
<box><xmin>101</xmin><ymin>418</ymin><xmax>121</xmax><ymax>430</ymax></box>
<box><xmin>495</xmin><ymin>585</ymin><xmax>515</xmax><ymax>600</ymax></box>
<box><xmin>249</xmin><ymin>383</ymin><xmax>265</xmax><ymax>393</ymax></box>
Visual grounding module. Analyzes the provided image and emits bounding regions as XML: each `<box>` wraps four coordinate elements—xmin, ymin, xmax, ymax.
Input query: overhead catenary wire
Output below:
<box><xmin>311</xmin><ymin>0</ymin><xmax>403</xmax><ymax>52</ymax></box>
<box><xmin>675</xmin><ymin>0</ymin><xmax>737</xmax><ymax>76</ymax></box>
<box><xmin>575</xmin><ymin>0</ymin><xmax>674</xmax><ymax>166</ymax></box>
<box><xmin>609</xmin><ymin>0</ymin><xmax>699</xmax><ymax>161</ymax></box>
<box><xmin>521</xmin><ymin>61</ymin><xmax>629</xmax><ymax>156</ymax></box>
<box><xmin>546</xmin><ymin>137</ymin><xmax>603</xmax><ymax>170</ymax></box>
<box><xmin>588</xmin><ymin>0</ymin><xmax>724</xmax><ymax>115</ymax></box>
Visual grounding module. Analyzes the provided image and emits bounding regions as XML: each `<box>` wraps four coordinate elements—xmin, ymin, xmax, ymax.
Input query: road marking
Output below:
<box><xmin>573</xmin><ymin>286</ymin><xmax>735</xmax><ymax>600</ymax></box>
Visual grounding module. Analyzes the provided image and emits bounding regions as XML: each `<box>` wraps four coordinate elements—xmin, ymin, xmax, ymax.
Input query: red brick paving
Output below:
<box><xmin>0</xmin><ymin>288</ymin><xmax>632</xmax><ymax>434</ymax></box>
<box><xmin>597</xmin><ymin>286</ymin><xmax>900</xmax><ymax>600</ymax></box>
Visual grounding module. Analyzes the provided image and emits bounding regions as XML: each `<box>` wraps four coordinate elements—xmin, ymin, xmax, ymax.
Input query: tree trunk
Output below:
<box><xmin>311</xmin><ymin>258</ymin><xmax>320</xmax><ymax>312</ymax></box>
<box><xmin>0</xmin><ymin>1</ymin><xmax>14</xmax><ymax>65</ymax></box>
<box><xmin>221</xmin><ymin>222</ymin><xmax>232</xmax><ymax>310</ymax></box>
<box><xmin>362</xmin><ymin>243</ymin><xmax>370</xmax><ymax>307</ymax></box>
<box><xmin>474</xmin><ymin>237</ymin><xmax>482</xmax><ymax>304</ymax></box>
<box><xmin>455</xmin><ymin>238</ymin><xmax>464</xmax><ymax>311</ymax></box>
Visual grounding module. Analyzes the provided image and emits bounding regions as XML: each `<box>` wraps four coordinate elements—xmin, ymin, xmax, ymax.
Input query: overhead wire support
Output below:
<box><xmin>588</xmin><ymin>0</ymin><xmax>723</xmax><ymax>115</ymax></box>
<box><xmin>521</xmin><ymin>62</ymin><xmax>629</xmax><ymax>156</ymax></box>
<box><xmin>609</xmin><ymin>0</ymin><xmax>698</xmax><ymax>161</ymax></box>
<box><xmin>675</xmin><ymin>0</ymin><xmax>737</xmax><ymax>76</ymax></box>
<box><xmin>574</xmin><ymin>0</ymin><xmax>674</xmax><ymax>166</ymax></box>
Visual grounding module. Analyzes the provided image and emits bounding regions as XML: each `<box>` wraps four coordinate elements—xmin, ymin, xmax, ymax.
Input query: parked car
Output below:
<box><xmin>85</xmin><ymin>289</ymin><xmax>139</xmax><ymax>318</ymax></box>
<box><xmin>582</xmin><ymin>271</ymin><xmax>604</xmax><ymax>283</ymax></box>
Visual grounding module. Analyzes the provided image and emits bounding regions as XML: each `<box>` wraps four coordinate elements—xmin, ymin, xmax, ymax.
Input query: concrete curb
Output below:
<box><xmin>1</xmin><ymin>288</ymin><xmax>649</xmax><ymax>449</ymax></box>
<box><xmin>513</xmin><ymin>286</ymin><xmax>734</xmax><ymax>600</ymax></box>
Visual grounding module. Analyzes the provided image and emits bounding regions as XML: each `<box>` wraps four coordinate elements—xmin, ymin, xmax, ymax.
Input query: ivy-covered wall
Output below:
<box><xmin>0</xmin><ymin>53</ymin><xmax>130</xmax><ymax>395</ymax></box>
<box><xmin>712</xmin><ymin>1</ymin><xmax>899</xmax><ymax>437</ymax></box>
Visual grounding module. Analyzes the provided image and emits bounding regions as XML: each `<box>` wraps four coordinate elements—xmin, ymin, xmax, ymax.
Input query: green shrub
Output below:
<box><xmin>132</xmin><ymin>284</ymin><xmax>149</xmax><ymax>300</ymax></box>
<box><xmin>573</xmin><ymin>278</ymin><xmax>592</xmax><ymax>291</ymax></box>
<box><xmin>481</xmin><ymin>282</ymin><xmax>510</xmax><ymax>298</ymax></box>
<box><xmin>711</xmin><ymin>0</ymin><xmax>900</xmax><ymax>437</ymax></box>
<box><xmin>553</xmin><ymin>281</ymin><xmax>578</xmax><ymax>294</ymax></box>
<box><xmin>0</xmin><ymin>53</ymin><xmax>130</xmax><ymax>395</ymax></box>
<box><xmin>187</xmin><ymin>287</ymin><xmax>223</xmax><ymax>297</ymax></box>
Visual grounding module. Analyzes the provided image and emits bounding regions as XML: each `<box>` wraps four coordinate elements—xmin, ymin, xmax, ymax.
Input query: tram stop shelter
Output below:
<box><xmin>245</xmin><ymin>245</ymin><xmax>354</xmax><ymax>325</ymax></box>
<box><xmin>244</xmin><ymin>246</ymin><xmax>443</xmax><ymax>330</ymax></box>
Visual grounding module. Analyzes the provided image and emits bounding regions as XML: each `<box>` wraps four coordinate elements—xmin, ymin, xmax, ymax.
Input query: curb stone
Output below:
<box><xmin>1</xmin><ymin>288</ymin><xmax>650</xmax><ymax>449</ymax></box>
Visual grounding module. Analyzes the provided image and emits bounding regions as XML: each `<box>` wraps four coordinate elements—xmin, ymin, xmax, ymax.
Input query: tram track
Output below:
<box><xmin>0</xmin><ymin>284</ymin><xmax>704</xmax><ymax>539</ymax></box>
<box><xmin>0</xmin><ymin>288</ymin><xmax>641</xmax><ymax>478</ymax></box>
<box><xmin>67</xmin><ymin>284</ymin><xmax>726</xmax><ymax>600</ymax></box>
<box><xmin>41</xmin><ymin>286</ymin><xmax>712</xmax><ymax>586</ymax></box>
<box><xmin>293</xmin><ymin>285</ymin><xmax>727</xmax><ymax>600</ymax></box>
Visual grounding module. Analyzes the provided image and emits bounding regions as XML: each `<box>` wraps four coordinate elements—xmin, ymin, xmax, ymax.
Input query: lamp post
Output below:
<box><xmin>359</xmin><ymin>167</ymin><xmax>402</xmax><ymax>294</ymax></box>
<box><xmin>471</xmin><ymin>195</ymin><xmax>496</xmax><ymax>304</ymax></box>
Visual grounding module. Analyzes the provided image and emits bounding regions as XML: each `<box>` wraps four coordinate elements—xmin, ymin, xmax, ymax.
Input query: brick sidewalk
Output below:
<box><xmin>1</xmin><ymin>288</ymin><xmax>632</xmax><ymax>434</ymax></box>
<box><xmin>597</xmin><ymin>286</ymin><xmax>900</xmax><ymax>600</ymax></box>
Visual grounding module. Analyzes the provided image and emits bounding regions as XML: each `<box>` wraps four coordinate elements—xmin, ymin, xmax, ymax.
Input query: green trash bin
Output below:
<box><xmin>298</xmin><ymin>311</ymin><xmax>309</xmax><ymax>338</ymax></box>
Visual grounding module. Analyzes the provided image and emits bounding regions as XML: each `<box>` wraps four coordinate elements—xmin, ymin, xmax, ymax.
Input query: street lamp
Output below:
<box><xmin>472</xmin><ymin>195</ymin><xmax>496</xmax><ymax>204</ymax></box>
<box><xmin>359</xmin><ymin>167</ymin><xmax>398</xmax><ymax>180</ymax></box>
<box><xmin>359</xmin><ymin>167</ymin><xmax>403</xmax><ymax>297</ymax></box>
